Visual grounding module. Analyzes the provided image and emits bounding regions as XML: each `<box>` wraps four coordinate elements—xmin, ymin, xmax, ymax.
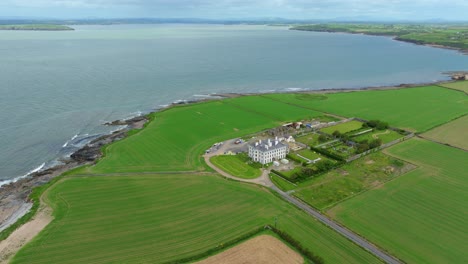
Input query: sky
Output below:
<box><xmin>1</xmin><ymin>0</ymin><xmax>468</xmax><ymax>21</ymax></box>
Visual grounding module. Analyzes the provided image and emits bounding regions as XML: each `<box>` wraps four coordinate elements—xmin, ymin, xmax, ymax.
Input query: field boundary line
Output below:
<box><xmin>416</xmin><ymin>135</ymin><xmax>468</xmax><ymax>152</ymax></box>
<box><xmin>270</xmin><ymin>185</ymin><xmax>403</xmax><ymax>264</ymax></box>
<box><xmin>257</xmin><ymin>94</ymin><xmax>347</xmax><ymax>119</ymax></box>
<box><xmin>435</xmin><ymin>84</ymin><xmax>468</xmax><ymax>95</ymax></box>
<box><xmin>417</xmin><ymin>112</ymin><xmax>467</xmax><ymax>134</ymax></box>
<box><xmin>318</xmin><ymin>160</ymin><xmax>420</xmax><ymax>212</ymax></box>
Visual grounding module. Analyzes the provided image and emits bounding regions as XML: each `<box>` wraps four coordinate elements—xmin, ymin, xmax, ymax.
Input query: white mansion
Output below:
<box><xmin>248</xmin><ymin>138</ymin><xmax>289</xmax><ymax>164</ymax></box>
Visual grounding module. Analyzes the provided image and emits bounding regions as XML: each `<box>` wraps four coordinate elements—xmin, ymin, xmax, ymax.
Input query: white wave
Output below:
<box><xmin>285</xmin><ymin>87</ymin><xmax>304</xmax><ymax>91</ymax></box>
<box><xmin>193</xmin><ymin>94</ymin><xmax>212</xmax><ymax>98</ymax></box>
<box><xmin>62</xmin><ymin>134</ymin><xmax>79</xmax><ymax>148</ymax></box>
<box><xmin>0</xmin><ymin>163</ymin><xmax>46</xmax><ymax>188</ymax></box>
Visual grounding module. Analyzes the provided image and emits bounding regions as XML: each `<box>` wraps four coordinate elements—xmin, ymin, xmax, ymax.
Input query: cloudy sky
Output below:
<box><xmin>1</xmin><ymin>0</ymin><xmax>468</xmax><ymax>21</ymax></box>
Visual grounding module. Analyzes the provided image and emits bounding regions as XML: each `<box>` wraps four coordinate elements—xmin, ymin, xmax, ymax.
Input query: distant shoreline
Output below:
<box><xmin>290</xmin><ymin>26</ymin><xmax>468</xmax><ymax>55</ymax></box>
<box><xmin>0</xmin><ymin>24</ymin><xmax>74</xmax><ymax>31</ymax></box>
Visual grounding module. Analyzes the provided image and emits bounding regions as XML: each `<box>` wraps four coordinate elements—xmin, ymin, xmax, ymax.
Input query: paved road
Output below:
<box><xmin>205</xmin><ymin>146</ymin><xmax>402</xmax><ymax>264</ymax></box>
<box><xmin>269</xmin><ymin>185</ymin><xmax>402</xmax><ymax>264</ymax></box>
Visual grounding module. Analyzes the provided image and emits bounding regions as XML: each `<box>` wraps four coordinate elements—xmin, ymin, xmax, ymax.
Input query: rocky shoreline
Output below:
<box><xmin>0</xmin><ymin>115</ymin><xmax>149</xmax><ymax>233</ymax></box>
<box><xmin>0</xmin><ymin>76</ymin><xmax>466</xmax><ymax>236</ymax></box>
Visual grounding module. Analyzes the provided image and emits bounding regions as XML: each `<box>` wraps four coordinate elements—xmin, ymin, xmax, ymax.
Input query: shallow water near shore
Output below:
<box><xmin>0</xmin><ymin>24</ymin><xmax>467</xmax><ymax>184</ymax></box>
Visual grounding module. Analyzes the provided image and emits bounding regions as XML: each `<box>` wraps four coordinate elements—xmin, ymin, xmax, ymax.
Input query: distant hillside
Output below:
<box><xmin>0</xmin><ymin>24</ymin><xmax>74</xmax><ymax>31</ymax></box>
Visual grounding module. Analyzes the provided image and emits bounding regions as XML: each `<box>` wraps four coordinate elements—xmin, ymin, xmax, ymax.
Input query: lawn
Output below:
<box><xmin>328</xmin><ymin>138</ymin><xmax>468</xmax><ymax>263</ymax></box>
<box><xmin>88</xmin><ymin>98</ymin><xmax>322</xmax><ymax>174</ymax></box>
<box><xmin>295</xmin><ymin>133</ymin><xmax>321</xmax><ymax>146</ymax></box>
<box><xmin>210</xmin><ymin>154</ymin><xmax>261</xmax><ymax>179</ymax></box>
<box><xmin>270</xmin><ymin>173</ymin><xmax>296</xmax><ymax>191</ymax></box>
<box><xmin>263</xmin><ymin>86</ymin><xmax>468</xmax><ymax>132</ymax></box>
<box><xmin>352</xmin><ymin>129</ymin><xmax>404</xmax><ymax>144</ymax></box>
<box><xmin>295</xmin><ymin>149</ymin><xmax>330</xmax><ymax>162</ymax></box>
<box><xmin>422</xmin><ymin>115</ymin><xmax>468</xmax><ymax>150</ymax></box>
<box><xmin>293</xmin><ymin>152</ymin><xmax>414</xmax><ymax>210</ymax></box>
<box><xmin>321</xmin><ymin>120</ymin><xmax>363</xmax><ymax>134</ymax></box>
<box><xmin>439</xmin><ymin>81</ymin><xmax>468</xmax><ymax>93</ymax></box>
<box><xmin>12</xmin><ymin>174</ymin><xmax>380</xmax><ymax>264</ymax></box>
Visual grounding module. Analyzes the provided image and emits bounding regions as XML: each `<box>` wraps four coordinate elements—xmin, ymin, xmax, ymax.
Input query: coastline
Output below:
<box><xmin>290</xmin><ymin>28</ymin><xmax>468</xmax><ymax>55</ymax></box>
<box><xmin>0</xmin><ymin>76</ymin><xmax>466</xmax><ymax>241</ymax></box>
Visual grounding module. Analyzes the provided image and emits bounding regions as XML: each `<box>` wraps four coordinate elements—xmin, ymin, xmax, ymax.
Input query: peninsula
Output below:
<box><xmin>291</xmin><ymin>24</ymin><xmax>468</xmax><ymax>54</ymax></box>
<box><xmin>0</xmin><ymin>24</ymin><xmax>74</xmax><ymax>31</ymax></box>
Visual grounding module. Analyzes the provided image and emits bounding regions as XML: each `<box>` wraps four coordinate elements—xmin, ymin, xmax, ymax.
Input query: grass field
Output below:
<box><xmin>12</xmin><ymin>174</ymin><xmax>380</xmax><ymax>264</ymax></box>
<box><xmin>439</xmin><ymin>81</ymin><xmax>468</xmax><ymax>93</ymax></box>
<box><xmin>87</xmin><ymin>98</ymin><xmax>322</xmax><ymax>174</ymax></box>
<box><xmin>270</xmin><ymin>174</ymin><xmax>296</xmax><ymax>191</ymax></box>
<box><xmin>321</xmin><ymin>120</ymin><xmax>363</xmax><ymax>134</ymax></box>
<box><xmin>263</xmin><ymin>86</ymin><xmax>467</xmax><ymax>132</ymax></box>
<box><xmin>293</xmin><ymin>152</ymin><xmax>414</xmax><ymax>210</ymax></box>
<box><xmin>210</xmin><ymin>154</ymin><xmax>261</xmax><ymax>179</ymax></box>
<box><xmin>328</xmin><ymin>138</ymin><xmax>468</xmax><ymax>263</ymax></box>
<box><xmin>295</xmin><ymin>133</ymin><xmax>320</xmax><ymax>146</ymax></box>
<box><xmin>422</xmin><ymin>115</ymin><xmax>468</xmax><ymax>150</ymax></box>
<box><xmin>352</xmin><ymin>129</ymin><xmax>403</xmax><ymax>144</ymax></box>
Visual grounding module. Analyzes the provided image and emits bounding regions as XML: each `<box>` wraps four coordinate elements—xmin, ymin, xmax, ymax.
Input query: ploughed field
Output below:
<box><xmin>197</xmin><ymin>235</ymin><xmax>303</xmax><ymax>264</ymax></box>
<box><xmin>11</xmin><ymin>83</ymin><xmax>468</xmax><ymax>263</ymax></box>
<box><xmin>328</xmin><ymin>139</ymin><xmax>468</xmax><ymax>263</ymax></box>
<box><xmin>12</xmin><ymin>174</ymin><xmax>379</xmax><ymax>264</ymax></box>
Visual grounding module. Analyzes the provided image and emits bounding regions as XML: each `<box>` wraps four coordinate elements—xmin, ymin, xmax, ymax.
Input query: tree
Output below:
<box><xmin>332</xmin><ymin>130</ymin><xmax>341</xmax><ymax>138</ymax></box>
<box><xmin>369</xmin><ymin>138</ymin><xmax>382</xmax><ymax>149</ymax></box>
<box><xmin>318</xmin><ymin>134</ymin><xmax>328</xmax><ymax>142</ymax></box>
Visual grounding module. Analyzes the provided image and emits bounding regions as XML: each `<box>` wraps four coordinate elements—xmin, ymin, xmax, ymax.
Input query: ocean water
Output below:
<box><xmin>0</xmin><ymin>24</ymin><xmax>467</xmax><ymax>185</ymax></box>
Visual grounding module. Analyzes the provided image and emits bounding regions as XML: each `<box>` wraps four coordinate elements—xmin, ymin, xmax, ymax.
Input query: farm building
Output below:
<box><xmin>248</xmin><ymin>138</ymin><xmax>289</xmax><ymax>164</ymax></box>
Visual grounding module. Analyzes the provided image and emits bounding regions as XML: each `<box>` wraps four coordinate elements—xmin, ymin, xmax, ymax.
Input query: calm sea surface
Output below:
<box><xmin>1</xmin><ymin>24</ymin><xmax>467</xmax><ymax>184</ymax></box>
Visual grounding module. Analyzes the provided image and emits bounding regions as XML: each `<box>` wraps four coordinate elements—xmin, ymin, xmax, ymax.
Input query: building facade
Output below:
<box><xmin>248</xmin><ymin>138</ymin><xmax>288</xmax><ymax>165</ymax></box>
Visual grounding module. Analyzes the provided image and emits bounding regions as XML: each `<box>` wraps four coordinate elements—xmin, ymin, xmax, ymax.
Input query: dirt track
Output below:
<box><xmin>197</xmin><ymin>235</ymin><xmax>303</xmax><ymax>264</ymax></box>
<box><xmin>0</xmin><ymin>204</ymin><xmax>52</xmax><ymax>263</ymax></box>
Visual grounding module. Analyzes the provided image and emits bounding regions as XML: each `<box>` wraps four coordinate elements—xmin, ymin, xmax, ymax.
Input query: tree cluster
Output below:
<box><xmin>355</xmin><ymin>139</ymin><xmax>382</xmax><ymax>154</ymax></box>
<box><xmin>363</xmin><ymin>120</ymin><xmax>389</xmax><ymax>130</ymax></box>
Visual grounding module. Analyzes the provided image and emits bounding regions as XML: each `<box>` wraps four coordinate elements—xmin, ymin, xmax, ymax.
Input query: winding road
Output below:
<box><xmin>204</xmin><ymin>145</ymin><xmax>402</xmax><ymax>264</ymax></box>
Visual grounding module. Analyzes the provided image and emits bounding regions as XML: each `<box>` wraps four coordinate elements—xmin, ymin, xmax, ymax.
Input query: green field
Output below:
<box><xmin>12</xmin><ymin>174</ymin><xmax>380</xmax><ymax>264</ymax></box>
<box><xmin>210</xmin><ymin>154</ymin><xmax>261</xmax><ymax>179</ymax></box>
<box><xmin>296</xmin><ymin>133</ymin><xmax>321</xmax><ymax>146</ymax></box>
<box><xmin>263</xmin><ymin>86</ymin><xmax>467</xmax><ymax>132</ymax></box>
<box><xmin>293</xmin><ymin>152</ymin><xmax>413</xmax><ymax>210</ymax></box>
<box><xmin>321</xmin><ymin>120</ymin><xmax>363</xmax><ymax>134</ymax></box>
<box><xmin>439</xmin><ymin>81</ymin><xmax>468</xmax><ymax>93</ymax></box>
<box><xmin>328</xmin><ymin>139</ymin><xmax>468</xmax><ymax>263</ymax></box>
<box><xmin>87</xmin><ymin>98</ymin><xmax>321</xmax><ymax>174</ymax></box>
<box><xmin>270</xmin><ymin>173</ymin><xmax>296</xmax><ymax>191</ymax></box>
<box><xmin>352</xmin><ymin>129</ymin><xmax>403</xmax><ymax>144</ymax></box>
<box><xmin>422</xmin><ymin>115</ymin><xmax>468</xmax><ymax>150</ymax></box>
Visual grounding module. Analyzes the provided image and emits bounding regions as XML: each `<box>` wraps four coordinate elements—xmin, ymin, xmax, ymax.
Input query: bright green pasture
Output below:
<box><xmin>270</xmin><ymin>173</ymin><xmax>296</xmax><ymax>191</ymax></box>
<box><xmin>422</xmin><ymin>115</ymin><xmax>468</xmax><ymax>150</ymax></box>
<box><xmin>296</xmin><ymin>133</ymin><xmax>320</xmax><ymax>146</ymax></box>
<box><xmin>439</xmin><ymin>81</ymin><xmax>468</xmax><ymax>93</ymax></box>
<box><xmin>12</xmin><ymin>175</ymin><xmax>380</xmax><ymax>264</ymax></box>
<box><xmin>321</xmin><ymin>120</ymin><xmax>363</xmax><ymax>134</ymax></box>
<box><xmin>293</xmin><ymin>152</ymin><xmax>413</xmax><ymax>210</ymax></box>
<box><xmin>263</xmin><ymin>86</ymin><xmax>468</xmax><ymax>132</ymax></box>
<box><xmin>224</xmin><ymin>95</ymin><xmax>322</xmax><ymax>121</ymax></box>
<box><xmin>210</xmin><ymin>155</ymin><xmax>261</xmax><ymax>179</ymax></box>
<box><xmin>89</xmin><ymin>99</ymin><xmax>321</xmax><ymax>174</ymax></box>
<box><xmin>353</xmin><ymin>129</ymin><xmax>403</xmax><ymax>144</ymax></box>
<box><xmin>328</xmin><ymin>139</ymin><xmax>468</xmax><ymax>263</ymax></box>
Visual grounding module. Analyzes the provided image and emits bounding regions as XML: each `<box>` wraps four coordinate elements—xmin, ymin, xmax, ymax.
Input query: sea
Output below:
<box><xmin>1</xmin><ymin>24</ymin><xmax>467</xmax><ymax>186</ymax></box>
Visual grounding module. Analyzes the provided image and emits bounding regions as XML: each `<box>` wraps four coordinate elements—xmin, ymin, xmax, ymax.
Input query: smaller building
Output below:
<box><xmin>248</xmin><ymin>138</ymin><xmax>289</xmax><ymax>165</ymax></box>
